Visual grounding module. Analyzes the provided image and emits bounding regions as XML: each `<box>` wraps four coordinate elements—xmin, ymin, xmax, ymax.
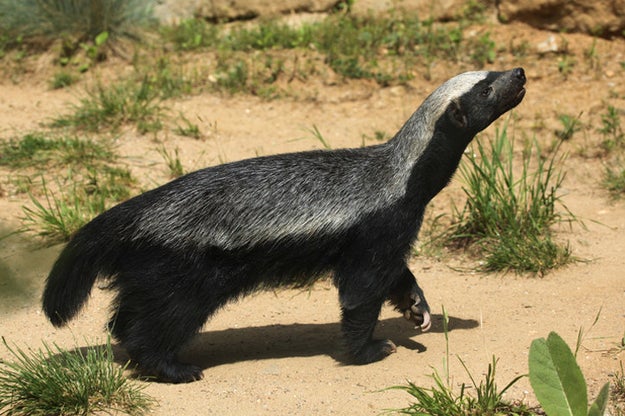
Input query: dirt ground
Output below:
<box><xmin>1</xmin><ymin>21</ymin><xmax>625</xmax><ymax>414</ymax></box>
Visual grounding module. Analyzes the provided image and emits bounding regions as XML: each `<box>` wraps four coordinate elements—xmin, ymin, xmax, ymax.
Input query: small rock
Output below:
<box><xmin>536</xmin><ymin>35</ymin><xmax>558</xmax><ymax>54</ymax></box>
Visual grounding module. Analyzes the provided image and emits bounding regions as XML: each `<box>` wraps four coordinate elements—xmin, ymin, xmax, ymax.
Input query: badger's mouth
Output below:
<box><xmin>512</xmin><ymin>87</ymin><xmax>526</xmax><ymax>106</ymax></box>
<box><xmin>503</xmin><ymin>83</ymin><xmax>526</xmax><ymax>112</ymax></box>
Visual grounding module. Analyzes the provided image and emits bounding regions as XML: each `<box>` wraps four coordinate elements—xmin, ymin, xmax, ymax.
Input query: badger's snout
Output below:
<box><xmin>501</xmin><ymin>67</ymin><xmax>526</xmax><ymax>109</ymax></box>
<box><xmin>512</xmin><ymin>67</ymin><xmax>526</xmax><ymax>83</ymax></box>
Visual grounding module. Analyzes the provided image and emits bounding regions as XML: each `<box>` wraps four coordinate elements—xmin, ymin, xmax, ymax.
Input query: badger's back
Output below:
<box><xmin>129</xmin><ymin>144</ymin><xmax>403</xmax><ymax>251</ymax></box>
<box><xmin>42</xmin><ymin>141</ymin><xmax>415</xmax><ymax>324</ymax></box>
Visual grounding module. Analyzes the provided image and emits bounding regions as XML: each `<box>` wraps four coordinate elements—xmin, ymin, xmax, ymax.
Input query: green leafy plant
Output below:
<box><xmin>72</xmin><ymin>30</ymin><xmax>110</xmax><ymax>72</ymax></box>
<box><xmin>0</xmin><ymin>337</ymin><xmax>154</xmax><ymax>415</ymax></box>
<box><xmin>529</xmin><ymin>332</ymin><xmax>610</xmax><ymax>416</ymax></box>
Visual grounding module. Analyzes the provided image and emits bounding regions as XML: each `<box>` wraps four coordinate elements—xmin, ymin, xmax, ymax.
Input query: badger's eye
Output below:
<box><xmin>480</xmin><ymin>86</ymin><xmax>492</xmax><ymax>98</ymax></box>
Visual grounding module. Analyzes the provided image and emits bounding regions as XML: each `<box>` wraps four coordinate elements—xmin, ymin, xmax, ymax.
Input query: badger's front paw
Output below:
<box><xmin>402</xmin><ymin>291</ymin><xmax>431</xmax><ymax>332</ymax></box>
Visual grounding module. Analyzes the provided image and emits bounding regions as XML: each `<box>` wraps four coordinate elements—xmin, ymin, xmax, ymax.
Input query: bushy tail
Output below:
<box><xmin>42</xmin><ymin>219</ymin><xmax>121</xmax><ymax>326</ymax></box>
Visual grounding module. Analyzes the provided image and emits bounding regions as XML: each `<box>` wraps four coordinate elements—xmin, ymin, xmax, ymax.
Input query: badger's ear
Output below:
<box><xmin>448</xmin><ymin>100</ymin><xmax>468</xmax><ymax>128</ymax></box>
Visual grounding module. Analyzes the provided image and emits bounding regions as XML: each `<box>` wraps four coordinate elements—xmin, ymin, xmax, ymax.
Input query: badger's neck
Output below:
<box><xmin>388</xmin><ymin>104</ymin><xmax>473</xmax><ymax>205</ymax></box>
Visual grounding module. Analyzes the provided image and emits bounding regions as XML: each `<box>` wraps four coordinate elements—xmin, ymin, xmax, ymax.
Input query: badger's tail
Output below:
<box><xmin>43</xmin><ymin>217</ymin><xmax>122</xmax><ymax>327</ymax></box>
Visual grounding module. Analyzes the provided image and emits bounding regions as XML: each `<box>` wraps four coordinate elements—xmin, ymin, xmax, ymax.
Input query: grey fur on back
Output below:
<box><xmin>130</xmin><ymin>71</ymin><xmax>491</xmax><ymax>251</ymax></box>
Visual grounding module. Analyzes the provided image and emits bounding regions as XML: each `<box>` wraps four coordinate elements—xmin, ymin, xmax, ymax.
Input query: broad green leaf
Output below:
<box><xmin>95</xmin><ymin>31</ymin><xmax>109</xmax><ymax>46</ymax></box>
<box><xmin>588</xmin><ymin>382</ymin><xmax>610</xmax><ymax>416</ymax></box>
<box><xmin>528</xmin><ymin>332</ymin><xmax>588</xmax><ymax>416</ymax></box>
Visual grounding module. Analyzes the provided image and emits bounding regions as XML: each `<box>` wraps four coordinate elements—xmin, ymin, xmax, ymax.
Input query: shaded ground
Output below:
<box><xmin>1</xmin><ymin>21</ymin><xmax>624</xmax><ymax>414</ymax></box>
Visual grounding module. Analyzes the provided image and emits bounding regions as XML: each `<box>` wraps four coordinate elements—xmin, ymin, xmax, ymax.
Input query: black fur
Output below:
<box><xmin>43</xmin><ymin>68</ymin><xmax>526</xmax><ymax>383</ymax></box>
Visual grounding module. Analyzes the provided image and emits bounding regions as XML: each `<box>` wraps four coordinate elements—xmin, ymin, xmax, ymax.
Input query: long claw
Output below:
<box><xmin>404</xmin><ymin>291</ymin><xmax>431</xmax><ymax>331</ymax></box>
<box><xmin>419</xmin><ymin>310</ymin><xmax>431</xmax><ymax>332</ymax></box>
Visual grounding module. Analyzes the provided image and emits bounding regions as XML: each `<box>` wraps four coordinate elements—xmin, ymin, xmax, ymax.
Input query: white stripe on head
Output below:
<box><xmin>388</xmin><ymin>71</ymin><xmax>490</xmax><ymax>193</ymax></box>
<box><xmin>423</xmin><ymin>71</ymin><xmax>489</xmax><ymax>124</ymax></box>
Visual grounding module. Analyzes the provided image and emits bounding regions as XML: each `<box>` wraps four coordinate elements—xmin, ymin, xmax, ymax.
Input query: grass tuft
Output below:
<box><xmin>0</xmin><ymin>337</ymin><xmax>154</xmax><ymax>416</ymax></box>
<box><xmin>438</xmin><ymin>122</ymin><xmax>576</xmax><ymax>275</ymax></box>
<box><xmin>388</xmin><ymin>307</ymin><xmax>537</xmax><ymax>415</ymax></box>
<box><xmin>604</xmin><ymin>161</ymin><xmax>625</xmax><ymax>198</ymax></box>
<box><xmin>175</xmin><ymin>115</ymin><xmax>202</xmax><ymax>139</ymax></box>
<box><xmin>0</xmin><ymin>133</ymin><xmax>114</xmax><ymax>168</ymax></box>
<box><xmin>0</xmin><ymin>0</ymin><xmax>155</xmax><ymax>46</ymax></box>
<box><xmin>52</xmin><ymin>78</ymin><xmax>164</xmax><ymax>133</ymax></box>
<box><xmin>22</xmin><ymin>167</ymin><xmax>133</xmax><ymax>243</ymax></box>
<box><xmin>158</xmin><ymin>146</ymin><xmax>185</xmax><ymax>178</ymax></box>
<box><xmin>390</xmin><ymin>358</ymin><xmax>535</xmax><ymax>416</ymax></box>
<box><xmin>611</xmin><ymin>361</ymin><xmax>625</xmax><ymax>411</ymax></box>
<box><xmin>555</xmin><ymin>112</ymin><xmax>583</xmax><ymax>141</ymax></box>
<box><xmin>599</xmin><ymin>105</ymin><xmax>625</xmax><ymax>154</ymax></box>
<box><xmin>50</xmin><ymin>70</ymin><xmax>78</xmax><ymax>89</ymax></box>
<box><xmin>0</xmin><ymin>132</ymin><xmax>135</xmax><ymax>243</ymax></box>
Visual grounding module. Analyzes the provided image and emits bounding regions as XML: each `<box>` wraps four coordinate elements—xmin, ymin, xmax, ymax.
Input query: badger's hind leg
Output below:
<box><xmin>108</xmin><ymin>255</ymin><xmax>229</xmax><ymax>383</ymax></box>
<box><xmin>109</xmin><ymin>290</ymin><xmax>209</xmax><ymax>383</ymax></box>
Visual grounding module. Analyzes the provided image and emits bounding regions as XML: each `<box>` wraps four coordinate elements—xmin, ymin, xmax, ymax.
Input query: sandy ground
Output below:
<box><xmin>1</xmin><ymin>21</ymin><xmax>625</xmax><ymax>414</ymax></box>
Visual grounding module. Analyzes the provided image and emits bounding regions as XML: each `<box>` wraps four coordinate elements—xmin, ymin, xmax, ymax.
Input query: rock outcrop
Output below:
<box><xmin>498</xmin><ymin>0</ymin><xmax>625</xmax><ymax>36</ymax></box>
<box><xmin>154</xmin><ymin>0</ymin><xmax>625</xmax><ymax>37</ymax></box>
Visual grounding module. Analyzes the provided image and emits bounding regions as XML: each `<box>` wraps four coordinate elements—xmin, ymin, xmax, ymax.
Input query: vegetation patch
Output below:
<box><xmin>389</xmin><ymin>308</ymin><xmax>538</xmax><ymax>415</ymax></box>
<box><xmin>0</xmin><ymin>0</ymin><xmax>155</xmax><ymax>53</ymax></box>
<box><xmin>432</xmin><ymin>123</ymin><xmax>576</xmax><ymax>275</ymax></box>
<box><xmin>51</xmin><ymin>78</ymin><xmax>164</xmax><ymax>134</ymax></box>
<box><xmin>0</xmin><ymin>337</ymin><xmax>154</xmax><ymax>416</ymax></box>
<box><xmin>0</xmin><ymin>133</ymin><xmax>114</xmax><ymax>168</ymax></box>
<box><xmin>0</xmin><ymin>132</ymin><xmax>135</xmax><ymax>243</ymax></box>
<box><xmin>604</xmin><ymin>161</ymin><xmax>625</xmax><ymax>198</ymax></box>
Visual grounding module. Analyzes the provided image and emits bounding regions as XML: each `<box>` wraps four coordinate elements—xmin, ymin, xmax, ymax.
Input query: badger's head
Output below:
<box><xmin>389</xmin><ymin>68</ymin><xmax>527</xmax><ymax>200</ymax></box>
<box><xmin>432</xmin><ymin>67</ymin><xmax>526</xmax><ymax>136</ymax></box>
<box><xmin>393</xmin><ymin>68</ymin><xmax>526</xmax><ymax>164</ymax></box>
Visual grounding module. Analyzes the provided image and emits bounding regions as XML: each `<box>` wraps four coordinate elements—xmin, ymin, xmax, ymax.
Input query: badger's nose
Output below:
<box><xmin>513</xmin><ymin>67</ymin><xmax>526</xmax><ymax>83</ymax></box>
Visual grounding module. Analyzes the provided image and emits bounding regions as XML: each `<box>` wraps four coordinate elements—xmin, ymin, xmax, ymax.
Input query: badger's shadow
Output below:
<box><xmin>104</xmin><ymin>314</ymin><xmax>478</xmax><ymax>370</ymax></box>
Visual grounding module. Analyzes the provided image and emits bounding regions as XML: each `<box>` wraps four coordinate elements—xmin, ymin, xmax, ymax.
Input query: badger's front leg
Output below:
<box><xmin>340</xmin><ymin>297</ymin><xmax>397</xmax><ymax>364</ymax></box>
<box><xmin>388</xmin><ymin>266</ymin><xmax>432</xmax><ymax>331</ymax></box>
<box><xmin>336</xmin><ymin>262</ymin><xmax>399</xmax><ymax>364</ymax></box>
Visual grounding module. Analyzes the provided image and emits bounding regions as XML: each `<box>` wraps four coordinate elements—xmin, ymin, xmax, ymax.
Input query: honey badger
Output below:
<box><xmin>43</xmin><ymin>68</ymin><xmax>526</xmax><ymax>383</ymax></box>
